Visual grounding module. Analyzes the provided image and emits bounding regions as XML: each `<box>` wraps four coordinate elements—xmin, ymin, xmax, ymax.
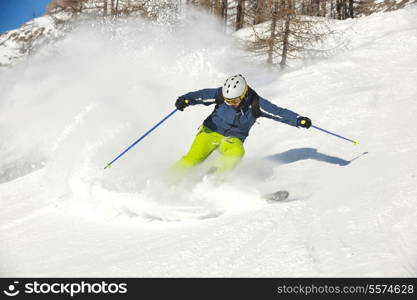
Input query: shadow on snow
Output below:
<box><xmin>266</xmin><ymin>147</ymin><xmax>368</xmax><ymax>166</ymax></box>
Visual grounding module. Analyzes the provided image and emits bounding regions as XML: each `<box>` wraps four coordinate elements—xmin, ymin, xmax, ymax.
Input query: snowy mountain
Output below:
<box><xmin>0</xmin><ymin>12</ymin><xmax>70</xmax><ymax>66</ymax></box>
<box><xmin>0</xmin><ymin>4</ymin><xmax>417</xmax><ymax>277</ymax></box>
<box><xmin>0</xmin><ymin>0</ymin><xmax>176</xmax><ymax>66</ymax></box>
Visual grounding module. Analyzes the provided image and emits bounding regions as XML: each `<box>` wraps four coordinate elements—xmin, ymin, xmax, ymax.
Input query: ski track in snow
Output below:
<box><xmin>1</xmin><ymin>6</ymin><xmax>417</xmax><ymax>276</ymax></box>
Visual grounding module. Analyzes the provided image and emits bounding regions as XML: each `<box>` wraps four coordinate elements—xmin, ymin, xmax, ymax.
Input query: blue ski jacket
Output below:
<box><xmin>180</xmin><ymin>87</ymin><xmax>300</xmax><ymax>142</ymax></box>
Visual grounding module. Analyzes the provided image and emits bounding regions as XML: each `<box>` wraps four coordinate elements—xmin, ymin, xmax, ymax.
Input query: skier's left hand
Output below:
<box><xmin>175</xmin><ymin>97</ymin><xmax>190</xmax><ymax>111</ymax></box>
<box><xmin>297</xmin><ymin>116</ymin><xmax>312</xmax><ymax>129</ymax></box>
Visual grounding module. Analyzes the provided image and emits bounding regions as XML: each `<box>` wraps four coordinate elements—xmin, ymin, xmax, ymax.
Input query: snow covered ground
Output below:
<box><xmin>1</xmin><ymin>6</ymin><xmax>417</xmax><ymax>277</ymax></box>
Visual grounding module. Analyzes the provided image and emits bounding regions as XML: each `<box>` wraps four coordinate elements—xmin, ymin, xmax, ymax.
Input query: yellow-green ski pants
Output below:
<box><xmin>173</xmin><ymin>126</ymin><xmax>245</xmax><ymax>174</ymax></box>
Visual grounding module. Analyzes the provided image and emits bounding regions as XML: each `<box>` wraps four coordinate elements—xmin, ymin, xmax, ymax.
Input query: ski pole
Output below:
<box><xmin>311</xmin><ymin>125</ymin><xmax>359</xmax><ymax>145</ymax></box>
<box><xmin>104</xmin><ymin>108</ymin><xmax>178</xmax><ymax>169</ymax></box>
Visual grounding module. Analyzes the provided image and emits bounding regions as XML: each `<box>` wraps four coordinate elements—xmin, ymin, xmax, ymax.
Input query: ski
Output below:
<box><xmin>262</xmin><ymin>190</ymin><xmax>290</xmax><ymax>202</ymax></box>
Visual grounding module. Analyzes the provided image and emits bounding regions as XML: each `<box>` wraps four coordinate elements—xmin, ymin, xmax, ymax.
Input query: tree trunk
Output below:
<box><xmin>215</xmin><ymin>0</ymin><xmax>227</xmax><ymax>21</ymax></box>
<box><xmin>111</xmin><ymin>0</ymin><xmax>114</xmax><ymax>16</ymax></box>
<box><xmin>330</xmin><ymin>0</ymin><xmax>334</xmax><ymax>18</ymax></box>
<box><xmin>214</xmin><ymin>0</ymin><xmax>222</xmax><ymax>16</ymax></box>
<box><xmin>223</xmin><ymin>0</ymin><xmax>228</xmax><ymax>24</ymax></box>
<box><xmin>254</xmin><ymin>0</ymin><xmax>271</xmax><ymax>25</ymax></box>
<box><xmin>342</xmin><ymin>1</ymin><xmax>346</xmax><ymax>19</ymax></box>
<box><xmin>349</xmin><ymin>0</ymin><xmax>354</xmax><ymax>18</ymax></box>
<box><xmin>336</xmin><ymin>0</ymin><xmax>342</xmax><ymax>19</ymax></box>
<box><xmin>267</xmin><ymin>0</ymin><xmax>278</xmax><ymax>64</ymax></box>
<box><xmin>280</xmin><ymin>12</ymin><xmax>291</xmax><ymax>68</ymax></box>
<box><xmin>236</xmin><ymin>0</ymin><xmax>245</xmax><ymax>31</ymax></box>
<box><xmin>254</xmin><ymin>0</ymin><xmax>261</xmax><ymax>25</ymax></box>
<box><xmin>321</xmin><ymin>0</ymin><xmax>327</xmax><ymax>17</ymax></box>
<box><xmin>301</xmin><ymin>0</ymin><xmax>306</xmax><ymax>15</ymax></box>
<box><xmin>201</xmin><ymin>0</ymin><xmax>211</xmax><ymax>10</ymax></box>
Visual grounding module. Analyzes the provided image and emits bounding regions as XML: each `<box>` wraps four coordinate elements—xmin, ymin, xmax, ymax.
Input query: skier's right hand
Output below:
<box><xmin>175</xmin><ymin>97</ymin><xmax>190</xmax><ymax>111</ymax></box>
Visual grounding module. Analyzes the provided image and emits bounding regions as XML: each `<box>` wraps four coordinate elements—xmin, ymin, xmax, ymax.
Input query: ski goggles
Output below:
<box><xmin>224</xmin><ymin>88</ymin><xmax>248</xmax><ymax>105</ymax></box>
<box><xmin>224</xmin><ymin>96</ymin><xmax>244</xmax><ymax>105</ymax></box>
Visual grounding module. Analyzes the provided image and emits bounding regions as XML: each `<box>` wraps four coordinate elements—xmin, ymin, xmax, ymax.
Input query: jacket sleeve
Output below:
<box><xmin>180</xmin><ymin>88</ymin><xmax>220</xmax><ymax>106</ymax></box>
<box><xmin>259</xmin><ymin>97</ymin><xmax>299</xmax><ymax>127</ymax></box>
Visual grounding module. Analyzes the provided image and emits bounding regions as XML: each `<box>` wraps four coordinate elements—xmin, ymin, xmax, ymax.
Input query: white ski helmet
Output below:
<box><xmin>222</xmin><ymin>74</ymin><xmax>248</xmax><ymax>99</ymax></box>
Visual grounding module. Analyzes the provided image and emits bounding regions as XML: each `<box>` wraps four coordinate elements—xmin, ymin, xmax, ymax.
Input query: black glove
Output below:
<box><xmin>297</xmin><ymin>116</ymin><xmax>312</xmax><ymax>129</ymax></box>
<box><xmin>175</xmin><ymin>97</ymin><xmax>190</xmax><ymax>111</ymax></box>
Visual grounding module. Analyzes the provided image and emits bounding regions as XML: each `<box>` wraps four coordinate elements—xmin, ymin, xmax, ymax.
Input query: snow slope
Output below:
<box><xmin>1</xmin><ymin>6</ymin><xmax>417</xmax><ymax>277</ymax></box>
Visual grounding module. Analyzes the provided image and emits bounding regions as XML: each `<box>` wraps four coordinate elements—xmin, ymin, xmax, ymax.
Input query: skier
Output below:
<box><xmin>172</xmin><ymin>74</ymin><xmax>311</xmax><ymax>175</ymax></box>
